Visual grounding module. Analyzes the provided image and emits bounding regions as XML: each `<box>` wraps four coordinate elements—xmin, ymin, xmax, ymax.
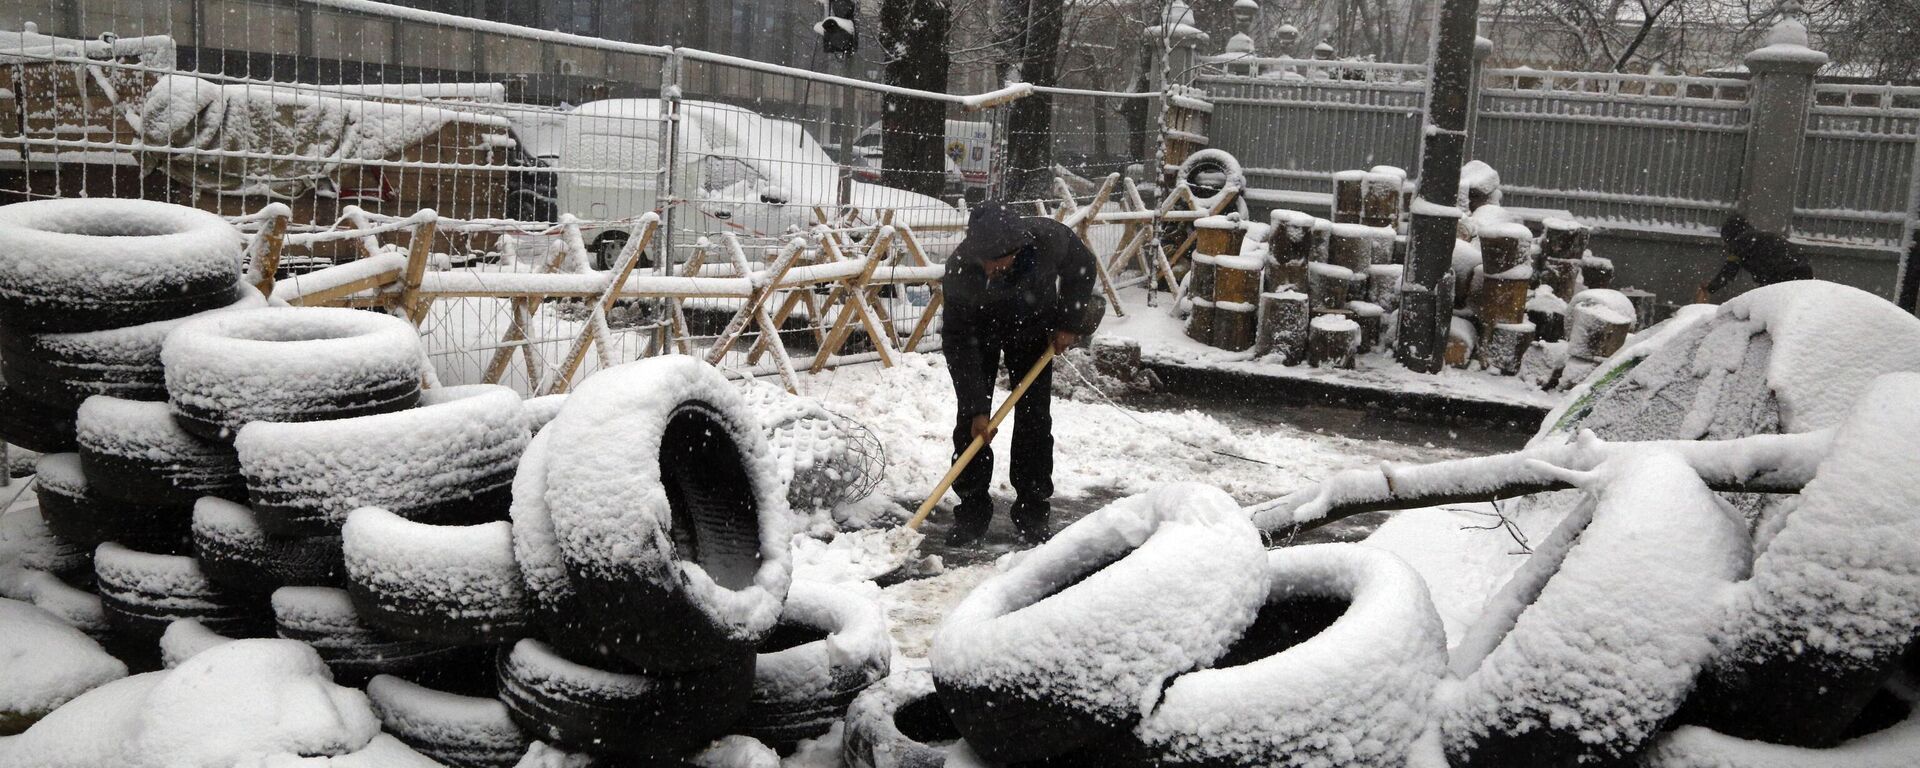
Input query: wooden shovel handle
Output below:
<box><xmin>906</xmin><ymin>346</ymin><xmax>1058</xmax><ymax>531</ymax></box>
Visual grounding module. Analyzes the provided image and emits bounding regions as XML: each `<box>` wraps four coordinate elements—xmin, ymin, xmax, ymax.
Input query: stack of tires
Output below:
<box><xmin>0</xmin><ymin>199</ymin><xmax>257</xmax><ymax>455</ymax></box>
<box><xmin>493</xmin><ymin>356</ymin><xmax>892</xmax><ymax>765</ymax></box>
<box><xmin>866</xmin><ymin>484</ymin><xmax>1449</xmax><ymax>768</ymax></box>
<box><xmin>0</xmin><ymin>199</ymin><xmax>262</xmax><ymax>670</ymax></box>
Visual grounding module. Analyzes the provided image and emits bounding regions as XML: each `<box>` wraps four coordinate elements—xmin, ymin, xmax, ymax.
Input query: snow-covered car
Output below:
<box><xmin>547</xmin><ymin>99</ymin><xmax>965</xmax><ymax>268</ymax></box>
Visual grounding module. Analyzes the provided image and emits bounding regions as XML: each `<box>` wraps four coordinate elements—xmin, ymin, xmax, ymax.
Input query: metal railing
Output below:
<box><xmin>1195</xmin><ymin>53</ymin><xmax>1918</xmax><ymax>249</ymax></box>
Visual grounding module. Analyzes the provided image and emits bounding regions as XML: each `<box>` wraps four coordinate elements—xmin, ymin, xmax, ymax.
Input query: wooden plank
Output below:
<box><xmin>483</xmin><ymin>240</ymin><xmax>568</xmax><ymax>385</ymax></box>
<box><xmin>401</xmin><ymin>217</ymin><xmax>440</xmax><ymax>325</ymax></box>
<box><xmin>250</xmin><ymin>209</ymin><xmax>291</xmax><ymax>297</ymax></box>
<box><xmin>705</xmin><ymin>234</ymin><xmax>801</xmax><ymax>364</ymax></box>
<box><xmin>809</xmin><ymin>227</ymin><xmax>895</xmax><ymax>374</ymax></box>
<box><xmin>540</xmin><ymin>218</ymin><xmax>658</xmax><ymax>395</ymax></box>
<box><xmin>903</xmin><ymin>288</ymin><xmax>944</xmax><ymax>352</ymax></box>
<box><xmin>283</xmin><ymin>270</ymin><xmax>403</xmax><ymax>307</ymax></box>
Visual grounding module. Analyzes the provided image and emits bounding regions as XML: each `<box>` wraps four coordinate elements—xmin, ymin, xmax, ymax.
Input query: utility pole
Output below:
<box><xmin>1395</xmin><ymin>0</ymin><xmax>1480</xmax><ymax>373</ymax></box>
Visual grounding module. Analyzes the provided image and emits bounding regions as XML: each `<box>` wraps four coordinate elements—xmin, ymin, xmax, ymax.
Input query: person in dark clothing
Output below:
<box><xmin>940</xmin><ymin>202</ymin><xmax>1100</xmax><ymax>547</ymax></box>
<box><xmin>1696</xmin><ymin>213</ymin><xmax>1814</xmax><ymax>302</ymax></box>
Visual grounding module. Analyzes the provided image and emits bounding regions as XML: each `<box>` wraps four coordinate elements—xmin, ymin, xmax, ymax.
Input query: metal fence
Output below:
<box><xmin>0</xmin><ymin>0</ymin><xmax>1154</xmax><ymax>390</ymax></box>
<box><xmin>1196</xmin><ymin>52</ymin><xmax>1919</xmax><ymax>250</ymax></box>
<box><xmin>1795</xmin><ymin>82</ymin><xmax>1920</xmax><ymax>247</ymax></box>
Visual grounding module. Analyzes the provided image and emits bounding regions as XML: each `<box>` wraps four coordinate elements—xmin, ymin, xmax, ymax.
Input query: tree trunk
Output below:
<box><xmin>880</xmin><ymin>0</ymin><xmax>953</xmax><ymax>199</ymax></box>
<box><xmin>1004</xmin><ymin>0</ymin><xmax>1066</xmax><ymax>199</ymax></box>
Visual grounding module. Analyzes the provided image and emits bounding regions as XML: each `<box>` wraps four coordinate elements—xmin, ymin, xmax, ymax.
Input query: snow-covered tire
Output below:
<box><xmin>158</xmin><ymin>618</ymin><xmax>237</xmax><ymax>668</ymax></box>
<box><xmin>1123</xmin><ymin>544</ymin><xmax>1447</xmax><ymax>768</ymax></box>
<box><xmin>36</xmin><ymin>452</ymin><xmax>192</xmax><ymax>553</ymax></box>
<box><xmin>1681</xmin><ymin>373</ymin><xmax>1920</xmax><ymax>747</ymax></box>
<box><xmin>1177</xmin><ymin>149</ymin><xmax>1250</xmax><ymax>217</ymax></box>
<box><xmin>1649</xmin><ymin>685</ymin><xmax>1920</xmax><ymax>768</ymax></box>
<box><xmin>929</xmin><ymin>484</ymin><xmax>1268</xmax><ymax>763</ymax></box>
<box><xmin>95</xmin><ymin>542</ymin><xmax>267</xmax><ymax>667</ymax></box>
<box><xmin>507</xmin><ymin>428</ymin><xmax>601</xmax><ymax>661</ymax></box>
<box><xmin>368</xmin><ymin>674</ymin><xmax>531</xmax><ymax>768</ymax></box>
<box><xmin>190</xmin><ymin>497</ymin><xmax>345</xmax><ymax>595</ymax></box>
<box><xmin>0</xmin><ymin>199</ymin><xmax>244</xmax><ymax>333</ymax></box>
<box><xmin>341</xmin><ymin>507</ymin><xmax>531</xmax><ymax>646</ymax></box>
<box><xmin>162</xmin><ymin>306</ymin><xmax>424</xmax><ymax>441</ymax></box>
<box><xmin>271</xmin><ymin>586</ymin><xmax>485</xmax><ymax>690</ymax></box>
<box><xmin>237</xmin><ymin>384</ymin><xmax>524</xmax><ymax>536</ymax></box>
<box><xmin>1440</xmin><ymin>452</ymin><xmax>1751</xmax><ymax>768</ymax></box>
<box><xmin>842</xmin><ymin>669</ymin><xmax>969</xmax><ymax>768</ymax></box>
<box><xmin>740</xmin><ymin>580</ymin><xmax>892</xmax><ymax>745</ymax></box>
<box><xmin>495</xmin><ymin>637</ymin><xmax>755</xmax><ymax>759</ymax></box>
<box><xmin>540</xmin><ymin>357</ymin><xmax>792</xmax><ymax>672</ymax></box>
<box><xmin>77</xmin><ymin>396</ymin><xmax>243</xmax><ymax>506</ymax></box>
<box><xmin>0</xmin><ymin>284</ymin><xmax>264</xmax><ymax>408</ymax></box>
<box><xmin>0</xmin><ymin>382</ymin><xmax>77</xmax><ymax>453</ymax></box>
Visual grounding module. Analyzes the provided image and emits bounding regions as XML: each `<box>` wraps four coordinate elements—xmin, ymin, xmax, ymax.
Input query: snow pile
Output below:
<box><xmin>9</xmin><ymin>570</ymin><xmax>109</xmax><ymax>637</ymax></box>
<box><xmin>0</xmin><ymin>639</ymin><xmax>424</xmax><ymax>767</ymax></box>
<box><xmin>0</xmin><ymin>598</ymin><xmax>126</xmax><ymax>728</ymax></box>
<box><xmin>1439</xmin><ymin>451</ymin><xmax>1751</xmax><ymax>764</ymax></box>
<box><xmin>158</xmin><ymin>619</ymin><xmax>235</xmax><ymax>669</ymax></box>
<box><xmin>0</xmin><ymin>501</ymin><xmax>89</xmax><ymax>583</ymax></box>
<box><xmin>1712</xmin><ymin>372</ymin><xmax>1920</xmax><ymax>679</ymax></box>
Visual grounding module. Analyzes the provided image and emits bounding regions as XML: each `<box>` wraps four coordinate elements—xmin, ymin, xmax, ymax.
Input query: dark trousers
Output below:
<box><xmin>945</xmin><ymin>333</ymin><xmax>1054</xmax><ymax>528</ymax></box>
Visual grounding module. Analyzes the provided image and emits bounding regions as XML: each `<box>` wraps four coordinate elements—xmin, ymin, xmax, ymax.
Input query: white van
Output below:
<box><xmin>550</xmin><ymin>99</ymin><xmax>964</xmax><ymax>267</ymax></box>
<box><xmin>851</xmin><ymin>119</ymin><xmax>996</xmax><ymax>200</ymax></box>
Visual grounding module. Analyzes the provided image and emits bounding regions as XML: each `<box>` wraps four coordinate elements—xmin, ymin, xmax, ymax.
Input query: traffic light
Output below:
<box><xmin>821</xmin><ymin>0</ymin><xmax>858</xmax><ymax>55</ymax></box>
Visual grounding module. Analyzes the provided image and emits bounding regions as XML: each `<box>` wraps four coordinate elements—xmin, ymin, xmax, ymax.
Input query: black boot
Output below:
<box><xmin>1011</xmin><ymin>499</ymin><xmax>1052</xmax><ymax>545</ymax></box>
<box><xmin>945</xmin><ymin>499</ymin><xmax>993</xmax><ymax>547</ymax></box>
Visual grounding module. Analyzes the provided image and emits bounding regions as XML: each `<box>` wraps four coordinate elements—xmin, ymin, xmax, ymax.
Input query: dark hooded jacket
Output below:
<box><xmin>942</xmin><ymin>203</ymin><xmax>1100</xmax><ymax>341</ymax></box>
<box><xmin>941</xmin><ymin>203</ymin><xmax>1099</xmax><ymax>411</ymax></box>
<box><xmin>1707</xmin><ymin>214</ymin><xmax>1813</xmax><ymax>293</ymax></box>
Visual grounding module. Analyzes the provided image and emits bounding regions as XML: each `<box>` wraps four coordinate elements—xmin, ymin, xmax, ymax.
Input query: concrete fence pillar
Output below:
<box><xmin>1738</xmin><ymin>15</ymin><xmax>1828</xmax><ymax>234</ymax></box>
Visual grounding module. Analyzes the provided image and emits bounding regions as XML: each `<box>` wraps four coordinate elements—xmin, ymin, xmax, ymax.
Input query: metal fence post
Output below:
<box><xmin>1464</xmin><ymin>35</ymin><xmax>1492</xmax><ymax>163</ymax></box>
<box><xmin>1738</xmin><ymin>17</ymin><xmax>1827</xmax><ymax>234</ymax></box>
<box><xmin>659</xmin><ymin>49</ymin><xmax>683</xmax><ymax>275</ymax></box>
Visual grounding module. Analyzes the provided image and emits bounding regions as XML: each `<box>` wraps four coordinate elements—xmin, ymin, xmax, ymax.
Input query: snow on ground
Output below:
<box><xmin>798</xmin><ymin>351</ymin><xmax>1476</xmax><ymax>514</ymax></box>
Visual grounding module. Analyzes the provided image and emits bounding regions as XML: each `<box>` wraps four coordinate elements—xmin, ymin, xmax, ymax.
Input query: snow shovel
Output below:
<box><xmin>837</xmin><ymin>346</ymin><xmax>1058</xmax><ymax>584</ymax></box>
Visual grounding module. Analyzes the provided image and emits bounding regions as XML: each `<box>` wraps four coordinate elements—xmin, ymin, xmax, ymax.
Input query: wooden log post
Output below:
<box><xmin>1567</xmin><ymin>290</ymin><xmax>1636</xmax><ymax>362</ymax></box>
<box><xmin>1332</xmin><ymin>170</ymin><xmax>1366</xmax><ymax>224</ymax></box>
<box><xmin>1479</xmin><ymin>231</ymin><xmax>1529</xmax><ymax>274</ymax></box>
<box><xmin>1473</xmin><ymin>267</ymin><xmax>1531</xmax><ymax>327</ymax></box>
<box><xmin>1445</xmin><ymin>317</ymin><xmax>1478</xmax><ymax>368</ymax></box>
<box><xmin>1188</xmin><ymin>254</ymin><xmax>1218</xmax><ymax>300</ymax></box>
<box><xmin>1306</xmin><ymin>262</ymin><xmax>1354</xmax><ymax>312</ymax></box>
<box><xmin>1451</xmin><ymin>239</ymin><xmax>1482</xmax><ymax>311</ymax></box>
<box><xmin>1360</xmin><ymin>170</ymin><xmax>1404</xmax><ymax>229</ymax></box>
<box><xmin>1519</xmin><ymin>339</ymin><xmax>1570</xmax><ymax>390</ymax></box>
<box><xmin>1092</xmin><ymin>336</ymin><xmax>1142</xmax><ymax>380</ymax></box>
<box><xmin>1620</xmin><ymin>288</ymin><xmax>1658</xmax><ymax>328</ymax></box>
<box><xmin>1581</xmin><ymin>254</ymin><xmax>1616</xmax><ymax>290</ymax></box>
<box><xmin>1256</xmin><ymin>290</ymin><xmax>1311</xmax><ymax>364</ymax></box>
<box><xmin>1348</xmin><ymin>300</ymin><xmax>1385</xmax><ymax>352</ymax></box>
<box><xmin>249</xmin><ymin>206</ymin><xmax>292</xmax><ymax>297</ymax></box>
<box><xmin>1186</xmin><ymin>297</ymin><xmax>1217</xmax><ymax>345</ymax></box>
<box><xmin>1266</xmin><ymin>210</ymin><xmax>1318</xmax><ymax>292</ymax></box>
<box><xmin>1327</xmin><ymin>223</ymin><xmax>1393</xmax><ymax>273</ymax></box>
<box><xmin>1213</xmin><ymin>256</ymin><xmax>1262</xmax><ymax>306</ymax></box>
<box><xmin>1213</xmin><ymin>301</ymin><xmax>1257</xmax><ymax>352</ymax></box>
<box><xmin>1540</xmin><ymin>257</ymin><xmax>1583</xmax><ymax>299</ymax></box>
<box><xmin>1527</xmin><ymin>287</ymin><xmax>1569</xmax><ymax>342</ymax></box>
<box><xmin>1484</xmin><ymin>321</ymin><xmax>1536</xmax><ymax>375</ymax></box>
<box><xmin>1309</xmin><ymin>314</ymin><xmax>1361</xmax><ymax>369</ymax></box>
<box><xmin>1195</xmin><ymin>215</ymin><xmax>1244</xmax><ymax>261</ymax></box>
<box><xmin>1366</xmin><ymin>264</ymin><xmax>1404</xmax><ymax>312</ymax></box>
<box><xmin>1540</xmin><ymin>217</ymin><xmax>1591</xmax><ymax>261</ymax></box>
